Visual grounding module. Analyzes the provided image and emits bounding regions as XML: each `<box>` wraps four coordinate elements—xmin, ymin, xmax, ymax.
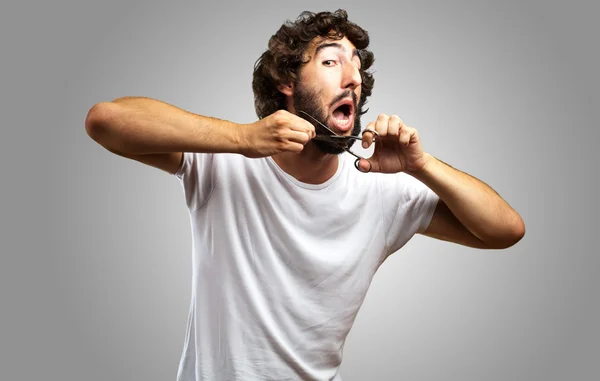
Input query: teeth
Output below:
<box><xmin>333</xmin><ymin>117</ymin><xmax>352</xmax><ymax>128</ymax></box>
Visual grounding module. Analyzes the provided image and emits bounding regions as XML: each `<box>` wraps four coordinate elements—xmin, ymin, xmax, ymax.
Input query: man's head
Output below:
<box><xmin>252</xmin><ymin>10</ymin><xmax>375</xmax><ymax>154</ymax></box>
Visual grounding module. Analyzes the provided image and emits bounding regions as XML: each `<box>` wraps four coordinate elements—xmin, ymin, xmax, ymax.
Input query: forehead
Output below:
<box><xmin>306</xmin><ymin>36</ymin><xmax>357</xmax><ymax>57</ymax></box>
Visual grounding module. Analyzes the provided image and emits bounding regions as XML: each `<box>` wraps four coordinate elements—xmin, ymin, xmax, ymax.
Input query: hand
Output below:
<box><xmin>239</xmin><ymin>110</ymin><xmax>316</xmax><ymax>158</ymax></box>
<box><xmin>358</xmin><ymin>114</ymin><xmax>429</xmax><ymax>174</ymax></box>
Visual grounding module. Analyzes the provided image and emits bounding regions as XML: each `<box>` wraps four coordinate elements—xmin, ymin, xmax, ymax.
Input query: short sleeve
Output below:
<box><xmin>175</xmin><ymin>152</ymin><xmax>215</xmax><ymax>210</ymax></box>
<box><xmin>377</xmin><ymin>173</ymin><xmax>439</xmax><ymax>255</ymax></box>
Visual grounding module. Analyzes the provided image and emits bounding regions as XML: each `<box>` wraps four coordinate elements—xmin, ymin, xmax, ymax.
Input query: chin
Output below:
<box><xmin>313</xmin><ymin>140</ymin><xmax>346</xmax><ymax>155</ymax></box>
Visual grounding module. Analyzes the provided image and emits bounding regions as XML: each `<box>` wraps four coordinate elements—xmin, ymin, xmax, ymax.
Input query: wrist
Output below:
<box><xmin>407</xmin><ymin>152</ymin><xmax>436</xmax><ymax>179</ymax></box>
<box><xmin>231</xmin><ymin>122</ymin><xmax>246</xmax><ymax>154</ymax></box>
<box><xmin>234</xmin><ymin>121</ymin><xmax>258</xmax><ymax>156</ymax></box>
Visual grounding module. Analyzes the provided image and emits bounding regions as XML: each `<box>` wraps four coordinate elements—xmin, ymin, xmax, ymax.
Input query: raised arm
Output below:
<box><xmin>84</xmin><ymin>96</ymin><xmax>316</xmax><ymax>174</ymax></box>
<box><xmin>358</xmin><ymin>113</ymin><xmax>525</xmax><ymax>250</ymax></box>
<box><xmin>414</xmin><ymin>154</ymin><xmax>525</xmax><ymax>249</ymax></box>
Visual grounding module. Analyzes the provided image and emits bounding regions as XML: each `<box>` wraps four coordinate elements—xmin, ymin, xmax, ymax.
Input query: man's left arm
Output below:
<box><xmin>412</xmin><ymin>153</ymin><xmax>525</xmax><ymax>249</ymax></box>
<box><xmin>358</xmin><ymin>113</ymin><xmax>525</xmax><ymax>250</ymax></box>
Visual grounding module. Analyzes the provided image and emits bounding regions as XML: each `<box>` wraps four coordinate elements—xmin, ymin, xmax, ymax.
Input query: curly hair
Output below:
<box><xmin>252</xmin><ymin>9</ymin><xmax>375</xmax><ymax>119</ymax></box>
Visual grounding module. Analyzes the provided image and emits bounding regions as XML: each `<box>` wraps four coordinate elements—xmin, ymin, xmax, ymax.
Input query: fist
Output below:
<box><xmin>239</xmin><ymin>110</ymin><xmax>316</xmax><ymax>158</ymax></box>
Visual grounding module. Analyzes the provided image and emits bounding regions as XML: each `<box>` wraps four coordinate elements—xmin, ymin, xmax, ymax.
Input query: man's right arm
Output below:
<box><xmin>85</xmin><ymin>96</ymin><xmax>315</xmax><ymax>175</ymax></box>
<box><xmin>85</xmin><ymin>97</ymin><xmax>243</xmax><ymax>174</ymax></box>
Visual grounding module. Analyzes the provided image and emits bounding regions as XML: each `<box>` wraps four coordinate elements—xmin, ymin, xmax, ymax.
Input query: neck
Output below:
<box><xmin>271</xmin><ymin>142</ymin><xmax>339</xmax><ymax>184</ymax></box>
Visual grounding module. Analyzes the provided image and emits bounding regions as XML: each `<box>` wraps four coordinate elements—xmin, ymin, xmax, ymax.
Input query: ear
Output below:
<box><xmin>277</xmin><ymin>82</ymin><xmax>294</xmax><ymax>97</ymax></box>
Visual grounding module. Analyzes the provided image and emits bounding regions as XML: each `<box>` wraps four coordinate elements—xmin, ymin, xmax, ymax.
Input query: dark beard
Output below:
<box><xmin>293</xmin><ymin>85</ymin><xmax>362</xmax><ymax>155</ymax></box>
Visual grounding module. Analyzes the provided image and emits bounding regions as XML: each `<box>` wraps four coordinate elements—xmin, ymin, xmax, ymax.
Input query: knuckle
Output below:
<box><xmin>272</xmin><ymin>128</ymin><xmax>285</xmax><ymax>141</ymax></box>
<box><xmin>276</xmin><ymin>140</ymin><xmax>288</xmax><ymax>151</ymax></box>
<box><xmin>273</xmin><ymin>110</ymin><xmax>287</xmax><ymax>124</ymax></box>
<box><xmin>286</xmin><ymin>142</ymin><xmax>301</xmax><ymax>153</ymax></box>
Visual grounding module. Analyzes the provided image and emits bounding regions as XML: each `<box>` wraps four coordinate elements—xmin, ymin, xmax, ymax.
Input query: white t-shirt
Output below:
<box><xmin>174</xmin><ymin>151</ymin><xmax>439</xmax><ymax>381</ymax></box>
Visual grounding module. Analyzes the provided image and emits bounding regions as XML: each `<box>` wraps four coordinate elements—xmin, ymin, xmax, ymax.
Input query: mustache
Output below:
<box><xmin>329</xmin><ymin>90</ymin><xmax>358</xmax><ymax>110</ymax></box>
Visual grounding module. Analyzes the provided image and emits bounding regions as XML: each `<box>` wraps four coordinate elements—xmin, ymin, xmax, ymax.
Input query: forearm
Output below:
<box><xmin>85</xmin><ymin>96</ymin><xmax>243</xmax><ymax>155</ymax></box>
<box><xmin>411</xmin><ymin>153</ymin><xmax>525</xmax><ymax>244</ymax></box>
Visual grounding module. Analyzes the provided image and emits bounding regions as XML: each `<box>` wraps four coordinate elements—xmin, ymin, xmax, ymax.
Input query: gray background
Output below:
<box><xmin>1</xmin><ymin>0</ymin><xmax>598</xmax><ymax>380</ymax></box>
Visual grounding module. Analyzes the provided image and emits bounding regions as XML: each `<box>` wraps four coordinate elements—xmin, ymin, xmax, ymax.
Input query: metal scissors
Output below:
<box><xmin>298</xmin><ymin>110</ymin><xmax>379</xmax><ymax>172</ymax></box>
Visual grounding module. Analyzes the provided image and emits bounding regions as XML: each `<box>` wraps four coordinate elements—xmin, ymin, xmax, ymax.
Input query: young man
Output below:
<box><xmin>85</xmin><ymin>9</ymin><xmax>525</xmax><ymax>381</ymax></box>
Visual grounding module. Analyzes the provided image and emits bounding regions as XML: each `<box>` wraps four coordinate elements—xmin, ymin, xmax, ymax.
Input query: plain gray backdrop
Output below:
<box><xmin>1</xmin><ymin>0</ymin><xmax>598</xmax><ymax>380</ymax></box>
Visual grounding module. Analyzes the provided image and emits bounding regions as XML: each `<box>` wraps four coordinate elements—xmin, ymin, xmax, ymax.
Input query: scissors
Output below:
<box><xmin>298</xmin><ymin>110</ymin><xmax>379</xmax><ymax>172</ymax></box>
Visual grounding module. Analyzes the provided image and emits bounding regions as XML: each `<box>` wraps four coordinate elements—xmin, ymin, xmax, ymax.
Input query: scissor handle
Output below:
<box><xmin>353</xmin><ymin>158</ymin><xmax>371</xmax><ymax>173</ymax></box>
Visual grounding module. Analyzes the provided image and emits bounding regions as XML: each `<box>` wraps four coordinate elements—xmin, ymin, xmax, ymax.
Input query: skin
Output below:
<box><xmin>277</xmin><ymin>36</ymin><xmax>526</xmax><ymax>249</ymax></box>
<box><xmin>85</xmin><ymin>35</ymin><xmax>525</xmax><ymax>250</ymax></box>
<box><xmin>274</xmin><ymin>36</ymin><xmax>363</xmax><ymax>184</ymax></box>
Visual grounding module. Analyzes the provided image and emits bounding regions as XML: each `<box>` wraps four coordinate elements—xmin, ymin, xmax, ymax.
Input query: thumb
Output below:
<box><xmin>356</xmin><ymin>158</ymin><xmax>380</xmax><ymax>173</ymax></box>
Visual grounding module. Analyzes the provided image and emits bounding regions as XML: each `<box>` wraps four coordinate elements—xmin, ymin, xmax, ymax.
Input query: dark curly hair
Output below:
<box><xmin>252</xmin><ymin>9</ymin><xmax>375</xmax><ymax>119</ymax></box>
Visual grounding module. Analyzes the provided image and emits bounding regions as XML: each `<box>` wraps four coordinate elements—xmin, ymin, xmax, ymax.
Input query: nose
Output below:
<box><xmin>342</xmin><ymin>61</ymin><xmax>361</xmax><ymax>91</ymax></box>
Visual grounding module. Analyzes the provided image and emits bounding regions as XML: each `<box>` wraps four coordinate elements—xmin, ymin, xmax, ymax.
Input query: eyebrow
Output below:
<box><xmin>314</xmin><ymin>42</ymin><xmax>360</xmax><ymax>60</ymax></box>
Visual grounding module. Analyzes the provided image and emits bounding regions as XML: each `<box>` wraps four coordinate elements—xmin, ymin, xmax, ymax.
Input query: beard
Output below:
<box><xmin>293</xmin><ymin>84</ymin><xmax>362</xmax><ymax>155</ymax></box>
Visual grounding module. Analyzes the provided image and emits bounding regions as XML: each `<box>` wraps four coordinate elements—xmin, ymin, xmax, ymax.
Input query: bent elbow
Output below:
<box><xmin>495</xmin><ymin>216</ymin><xmax>526</xmax><ymax>249</ymax></box>
<box><xmin>482</xmin><ymin>215</ymin><xmax>525</xmax><ymax>250</ymax></box>
<box><xmin>85</xmin><ymin>103</ymin><xmax>106</xmax><ymax>138</ymax></box>
<box><xmin>85</xmin><ymin>102</ymin><xmax>119</xmax><ymax>144</ymax></box>
<box><xmin>509</xmin><ymin>216</ymin><xmax>526</xmax><ymax>247</ymax></box>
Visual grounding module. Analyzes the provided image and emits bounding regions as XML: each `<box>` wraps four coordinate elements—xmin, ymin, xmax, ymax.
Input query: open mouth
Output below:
<box><xmin>330</xmin><ymin>101</ymin><xmax>354</xmax><ymax>132</ymax></box>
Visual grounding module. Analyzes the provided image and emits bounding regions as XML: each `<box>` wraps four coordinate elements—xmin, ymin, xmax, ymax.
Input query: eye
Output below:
<box><xmin>322</xmin><ymin>60</ymin><xmax>336</xmax><ymax>66</ymax></box>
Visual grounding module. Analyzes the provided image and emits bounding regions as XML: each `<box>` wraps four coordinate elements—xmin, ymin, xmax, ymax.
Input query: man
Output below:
<box><xmin>85</xmin><ymin>9</ymin><xmax>524</xmax><ymax>381</ymax></box>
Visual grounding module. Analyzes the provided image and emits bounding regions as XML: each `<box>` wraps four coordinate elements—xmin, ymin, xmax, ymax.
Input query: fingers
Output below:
<box><xmin>362</xmin><ymin>121</ymin><xmax>377</xmax><ymax>148</ymax></box>
<box><xmin>362</xmin><ymin>113</ymin><xmax>414</xmax><ymax>148</ymax></box>
<box><xmin>362</xmin><ymin>113</ymin><xmax>388</xmax><ymax>148</ymax></box>
<box><xmin>274</xmin><ymin>129</ymin><xmax>313</xmax><ymax>154</ymax></box>
<box><xmin>272</xmin><ymin>110</ymin><xmax>316</xmax><ymax>139</ymax></box>
<box><xmin>357</xmin><ymin>158</ymin><xmax>379</xmax><ymax>173</ymax></box>
<box><xmin>388</xmin><ymin>115</ymin><xmax>402</xmax><ymax>136</ymax></box>
<box><xmin>398</xmin><ymin>125</ymin><xmax>412</xmax><ymax>147</ymax></box>
<box><xmin>375</xmin><ymin>113</ymin><xmax>390</xmax><ymax>136</ymax></box>
<box><xmin>287</xmin><ymin>130</ymin><xmax>313</xmax><ymax>145</ymax></box>
<box><xmin>287</xmin><ymin>142</ymin><xmax>306</xmax><ymax>153</ymax></box>
<box><xmin>392</xmin><ymin>116</ymin><xmax>417</xmax><ymax>147</ymax></box>
<box><xmin>278</xmin><ymin>113</ymin><xmax>315</xmax><ymax>151</ymax></box>
<box><xmin>288</xmin><ymin>112</ymin><xmax>316</xmax><ymax>139</ymax></box>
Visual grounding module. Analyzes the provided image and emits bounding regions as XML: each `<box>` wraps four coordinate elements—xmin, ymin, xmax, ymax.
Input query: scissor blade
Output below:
<box><xmin>297</xmin><ymin>110</ymin><xmax>338</xmax><ymax>136</ymax></box>
<box><xmin>312</xmin><ymin>135</ymin><xmax>360</xmax><ymax>148</ymax></box>
<box><xmin>298</xmin><ymin>110</ymin><xmax>363</xmax><ymax>145</ymax></box>
<box><xmin>327</xmin><ymin>135</ymin><xmax>362</xmax><ymax>141</ymax></box>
